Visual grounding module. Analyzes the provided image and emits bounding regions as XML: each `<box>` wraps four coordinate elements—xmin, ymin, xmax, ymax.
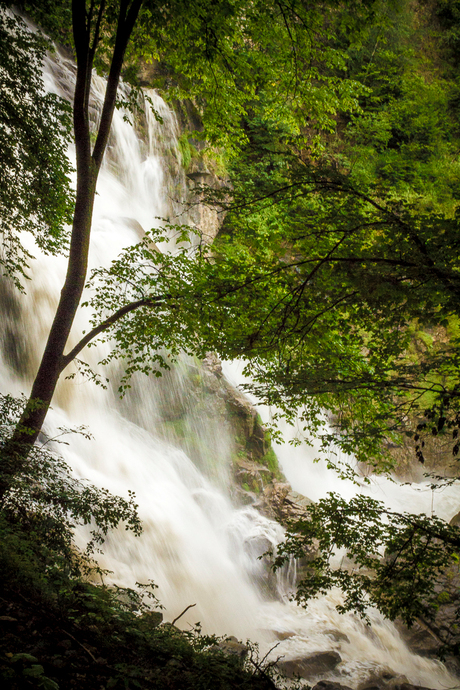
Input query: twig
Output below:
<box><xmin>258</xmin><ymin>641</ymin><xmax>281</xmax><ymax>667</ymax></box>
<box><xmin>61</xmin><ymin>629</ymin><xmax>98</xmax><ymax>663</ymax></box>
<box><xmin>171</xmin><ymin>603</ymin><xmax>196</xmax><ymax>626</ymax></box>
<box><xmin>248</xmin><ymin>655</ymin><xmax>280</xmax><ymax>689</ymax></box>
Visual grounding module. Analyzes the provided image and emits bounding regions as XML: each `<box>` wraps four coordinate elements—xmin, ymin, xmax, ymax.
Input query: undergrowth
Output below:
<box><xmin>0</xmin><ymin>395</ymin><xmax>281</xmax><ymax>690</ymax></box>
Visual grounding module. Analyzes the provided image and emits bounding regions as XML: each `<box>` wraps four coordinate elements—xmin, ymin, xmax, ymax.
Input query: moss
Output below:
<box><xmin>261</xmin><ymin>447</ymin><xmax>285</xmax><ymax>481</ymax></box>
<box><xmin>177</xmin><ymin>131</ymin><xmax>192</xmax><ymax>169</ymax></box>
<box><xmin>437</xmin><ymin>590</ymin><xmax>451</xmax><ymax>605</ymax></box>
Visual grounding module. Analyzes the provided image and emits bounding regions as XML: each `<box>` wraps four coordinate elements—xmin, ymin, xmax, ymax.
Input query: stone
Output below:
<box><xmin>357</xmin><ymin>667</ymin><xmax>409</xmax><ymax>690</ymax></box>
<box><xmin>142</xmin><ymin>610</ymin><xmax>163</xmax><ymax>627</ymax></box>
<box><xmin>273</xmin><ymin>630</ymin><xmax>296</xmax><ymax>641</ymax></box>
<box><xmin>323</xmin><ymin>629</ymin><xmax>350</xmax><ymax>644</ymax></box>
<box><xmin>266</xmin><ymin>483</ymin><xmax>316</xmax><ymax>527</ymax></box>
<box><xmin>277</xmin><ymin>651</ymin><xmax>341</xmax><ymax>678</ymax></box>
<box><xmin>312</xmin><ymin>682</ymin><xmax>354</xmax><ymax>690</ymax></box>
<box><xmin>214</xmin><ymin>636</ymin><xmax>248</xmax><ymax>663</ymax></box>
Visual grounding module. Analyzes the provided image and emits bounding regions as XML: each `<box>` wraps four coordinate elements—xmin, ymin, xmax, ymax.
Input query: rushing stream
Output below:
<box><xmin>1</xmin><ymin>41</ymin><xmax>460</xmax><ymax>688</ymax></box>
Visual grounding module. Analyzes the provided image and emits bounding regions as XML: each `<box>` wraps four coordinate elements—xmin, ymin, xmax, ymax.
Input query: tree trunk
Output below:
<box><xmin>0</xmin><ymin>0</ymin><xmax>143</xmax><ymax>498</ymax></box>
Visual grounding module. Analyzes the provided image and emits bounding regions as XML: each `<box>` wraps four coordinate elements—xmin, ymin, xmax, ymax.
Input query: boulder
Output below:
<box><xmin>278</xmin><ymin>650</ymin><xmax>341</xmax><ymax>678</ymax></box>
<box><xmin>214</xmin><ymin>636</ymin><xmax>248</xmax><ymax>664</ymax></box>
<box><xmin>312</xmin><ymin>682</ymin><xmax>353</xmax><ymax>690</ymax></box>
<box><xmin>394</xmin><ymin>618</ymin><xmax>440</xmax><ymax>657</ymax></box>
<box><xmin>141</xmin><ymin>610</ymin><xmax>163</xmax><ymax>627</ymax></box>
<box><xmin>358</xmin><ymin>672</ymin><xmax>408</xmax><ymax>690</ymax></box>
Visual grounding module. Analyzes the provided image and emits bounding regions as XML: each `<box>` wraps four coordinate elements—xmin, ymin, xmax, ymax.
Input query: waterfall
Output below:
<box><xmin>1</xmin><ymin>41</ymin><xmax>459</xmax><ymax>689</ymax></box>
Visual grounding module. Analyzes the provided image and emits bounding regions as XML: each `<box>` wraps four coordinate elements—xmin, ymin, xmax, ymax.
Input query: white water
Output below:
<box><xmin>1</xmin><ymin>44</ymin><xmax>459</xmax><ymax>688</ymax></box>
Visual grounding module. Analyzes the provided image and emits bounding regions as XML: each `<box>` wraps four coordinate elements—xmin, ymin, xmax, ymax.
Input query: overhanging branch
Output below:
<box><xmin>60</xmin><ymin>294</ymin><xmax>169</xmax><ymax>372</ymax></box>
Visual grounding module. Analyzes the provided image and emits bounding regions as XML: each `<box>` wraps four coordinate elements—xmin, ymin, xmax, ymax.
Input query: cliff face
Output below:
<box><xmin>133</xmin><ymin>351</ymin><xmax>288</xmax><ymax>507</ymax></box>
<box><xmin>137</xmin><ymin>59</ymin><xmax>227</xmax><ymax>244</ymax></box>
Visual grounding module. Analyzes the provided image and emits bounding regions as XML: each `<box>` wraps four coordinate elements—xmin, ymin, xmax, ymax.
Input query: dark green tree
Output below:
<box><xmin>0</xmin><ymin>0</ymin><xmax>376</xmax><ymax>497</ymax></box>
<box><xmin>0</xmin><ymin>8</ymin><xmax>74</xmax><ymax>290</ymax></box>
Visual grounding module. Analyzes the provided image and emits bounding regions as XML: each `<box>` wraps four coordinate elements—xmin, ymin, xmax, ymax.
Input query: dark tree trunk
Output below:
<box><xmin>0</xmin><ymin>0</ymin><xmax>143</xmax><ymax>498</ymax></box>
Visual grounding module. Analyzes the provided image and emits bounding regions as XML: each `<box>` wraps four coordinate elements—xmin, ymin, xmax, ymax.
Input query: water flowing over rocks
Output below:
<box><xmin>308</xmin><ymin>670</ymin><xmax>441</xmax><ymax>690</ymax></box>
<box><xmin>277</xmin><ymin>650</ymin><xmax>342</xmax><ymax>678</ymax></box>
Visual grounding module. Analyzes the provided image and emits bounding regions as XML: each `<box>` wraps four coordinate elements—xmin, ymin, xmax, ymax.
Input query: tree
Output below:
<box><xmin>194</xmin><ymin>0</ymin><xmax>460</xmax><ymax>475</ymax></box>
<box><xmin>184</xmin><ymin>0</ymin><xmax>460</xmax><ymax>644</ymax></box>
<box><xmin>0</xmin><ymin>7</ymin><xmax>74</xmax><ymax>291</ymax></box>
<box><xmin>0</xmin><ymin>0</ymin><xmax>376</xmax><ymax>496</ymax></box>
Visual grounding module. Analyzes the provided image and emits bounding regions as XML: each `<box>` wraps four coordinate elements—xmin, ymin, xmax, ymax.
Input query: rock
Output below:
<box><xmin>449</xmin><ymin>510</ymin><xmax>460</xmax><ymax>527</ymax></box>
<box><xmin>394</xmin><ymin>618</ymin><xmax>440</xmax><ymax>657</ymax></box>
<box><xmin>393</xmin><ymin>564</ymin><xmax>460</xmax><ymax>674</ymax></box>
<box><xmin>286</xmin><ymin>490</ymin><xmax>315</xmax><ymax>510</ymax></box>
<box><xmin>278</xmin><ymin>651</ymin><xmax>341</xmax><ymax>678</ymax></box>
<box><xmin>273</xmin><ymin>630</ymin><xmax>296</xmax><ymax>641</ymax></box>
<box><xmin>160</xmin><ymin>622</ymin><xmax>183</xmax><ymax>635</ymax></box>
<box><xmin>357</xmin><ymin>667</ymin><xmax>409</xmax><ymax>690</ymax></box>
<box><xmin>266</xmin><ymin>483</ymin><xmax>316</xmax><ymax>526</ymax></box>
<box><xmin>323</xmin><ymin>629</ymin><xmax>350</xmax><ymax>644</ymax></box>
<box><xmin>214</xmin><ymin>636</ymin><xmax>248</xmax><ymax>663</ymax></box>
<box><xmin>202</xmin><ymin>352</ymin><xmax>223</xmax><ymax>377</ymax></box>
<box><xmin>312</xmin><ymin>682</ymin><xmax>354</xmax><ymax>690</ymax></box>
<box><xmin>141</xmin><ymin>610</ymin><xmax>163</xmax><ymax>627</ymax></box>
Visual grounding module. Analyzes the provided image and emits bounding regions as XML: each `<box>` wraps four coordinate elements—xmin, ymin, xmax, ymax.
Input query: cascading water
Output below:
<box><xmin>1</xmin><ymin>41</ymin><xmax>460</xmax><ymax>688</ymax></box>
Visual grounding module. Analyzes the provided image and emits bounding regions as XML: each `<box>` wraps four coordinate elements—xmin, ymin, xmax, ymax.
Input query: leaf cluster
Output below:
<box><xmin>0</xmin><ymin>393</ymin><xmax>142</xmax><ymax>576</ymax></box>
<box><xmin>274</xmin><ymin>491</ymin><xmax>460</xmax><ymax>653</ymax></box>
<box><xmin>0</xmin><ymin>6</ymin><xmax>74</xmax><ymax>290</ymax></box>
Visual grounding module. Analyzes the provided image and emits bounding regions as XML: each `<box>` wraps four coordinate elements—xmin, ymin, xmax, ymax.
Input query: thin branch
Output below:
<box><xmin>171</xmin><ymin>603</ymin><xmax>196</xmax><ymax>626</ymax></box>
<box><xmin>60</xmin><ymin>295</ymin><xmax>169</xmax><ymax>372</ymax></box>
<box><xmin>92</xmin><ymin>0</ymin><xmax>143</xmax><ymax>169</ymax></box>
<box><xmin>88</xmin><ymin>0</ymin><xmax>106</xmax><ymax>64</ymax></box>
<box><xmin>60</xmin><ymin>629</ymin><xmax>98</xmax><ymax>663</ymax></box>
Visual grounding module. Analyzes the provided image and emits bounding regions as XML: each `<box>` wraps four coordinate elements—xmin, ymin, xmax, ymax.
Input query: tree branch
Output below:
<box><xmin>88</xmin><ymin>0</ymin><xmax>106</xmax><ymax>66</ymax></box>
<box><xmin>60</xmin><ymin>294</ymin><xmax>168</xmax><ymax>372</ymax></box>
<box><xmin>92</xmin><ymin>0</ymin><xmax>143</xmax><ymax>169</ymax></box>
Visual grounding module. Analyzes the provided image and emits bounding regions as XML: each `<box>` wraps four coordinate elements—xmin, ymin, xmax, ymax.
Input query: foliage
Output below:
<box><xmin>0</xmin><ymin>393</ymin><xmax>142</xmax><ymax>576</ymax></box>
<box><xmin>0</xmin><ymin>6</ymin><xmax>74</xmax><ymax>290</ymax></box>
<box><xmin>3</xmin><ymin>0</ymin><xmax>460</xmax><ymax>657</ymax></box>
<box><xmin>0</xmin><ymin>530</ymin><xmax>279</xmax><ymax>689</ymax></box>
<box><xmin>272</xmin><ymin>491</ymin><xmax>460</xmax><ymax>654</ymax></box>
<box><xmin>184</xmin><ymin>0</ymin><xmax>460</xmax><ymax>477</ymax></box>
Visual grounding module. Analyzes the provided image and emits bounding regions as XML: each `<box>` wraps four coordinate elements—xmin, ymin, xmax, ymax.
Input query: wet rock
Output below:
<box><xmin>394</xmin><ymin>618</ymin><xmax>440</xmax><ymax>657</ymax></box>
<box><xmin>312</xmin><ymin>682</ymin><xmax>353</xmax><ymax>690</ymax></box>
<box><xmin>357</xmin><ymin>667</ymin><xmax>409</xmax><ymax>690</ymax></box>
<box><xmin>264</xmin><ymin>482</ymin><xmax>316</xmax><ymax>527</ymax></box>
<box><xmin>233</xmin><ymin>457</ymin><xmax>272</xmax><ymax>493</ymax></box>
<box><xmin>277</xmin><ymin>650</ymin><xmax>341</xmax><ymax>678</ymax></box>
<box><xmin>272</xmin><ymin>630</ymin><xmax>296</xmax><ymax>641</ymax></box>
<box><xmin>323</xmin><ymin>629</ymin><xmax>350</xmax><ymax>644</ymax></box>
